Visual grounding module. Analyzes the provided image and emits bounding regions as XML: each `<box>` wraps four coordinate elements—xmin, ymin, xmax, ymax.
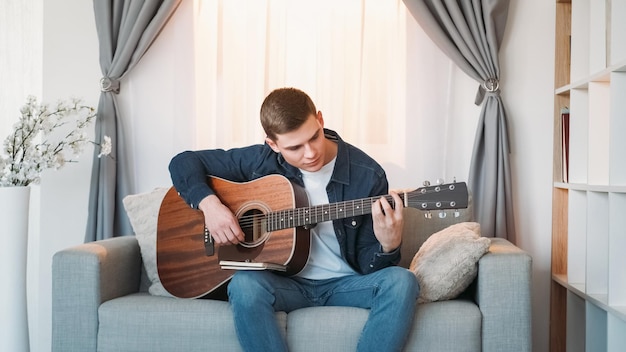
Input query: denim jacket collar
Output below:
<box><xmin>275</xmin><ymin>128</ymin><xmax>350</xmax><ymax>186</ymax></box>
<box><xmin>325</xmin><ymin>129</ymin><xmax>350</xmax><ymax>186</ymax></box>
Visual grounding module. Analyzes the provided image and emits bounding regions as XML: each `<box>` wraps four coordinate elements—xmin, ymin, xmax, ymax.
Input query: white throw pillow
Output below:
<box><xmin>409</xmin><ymin>222</ymin><xmax>490</xmax><ymax>303</ymax></box>
<box><xmin>122</xmin><ymin>187</ymin><xmax>173</xmax><ymax>297</ymax></box>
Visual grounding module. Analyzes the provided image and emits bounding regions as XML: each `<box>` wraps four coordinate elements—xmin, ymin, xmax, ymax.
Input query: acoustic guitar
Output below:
<box><xmin>156</xmin><ymin>174</ymin><xmax>468</xmax><ymax>299</ymax></box>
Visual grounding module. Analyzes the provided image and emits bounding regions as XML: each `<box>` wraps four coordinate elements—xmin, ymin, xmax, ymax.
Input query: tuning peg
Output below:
<box><xmin>438</xmin><ymin>211</ymin><xmax>447</xmax><ymax>219</ymax></box>
<box><xmin>423</xmin><ymin>180</ymin><xmax>431</xmax><ymax>187</ymax></box>
<box><xmin>454</xmin><ymin>210</ymin><xmax>460</xmax><ymax>218</ymax></box>
<box><xmin>424</xmin><ymin>211</ymin><xmax>432</xmax><ymax>219</ymax></box>
<box><xmin>436</xmin><ymin>178</ymin><xmax>444</xmax><ymax>185</ymax></box>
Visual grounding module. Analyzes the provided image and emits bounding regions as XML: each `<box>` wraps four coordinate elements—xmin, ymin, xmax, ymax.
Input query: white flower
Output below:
<box><xmin>0</xmin><ymin>95</ymin><xmax>97</xmax><ymax>187</ymax></box>
<box><xmin>98</xmin><ymin>135</ymin><xmax>112</xmax><ymax>158</ymax></box>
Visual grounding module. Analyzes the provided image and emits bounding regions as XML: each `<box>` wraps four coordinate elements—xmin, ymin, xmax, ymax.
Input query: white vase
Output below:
<box><xmin>0</xmin><ymin>186</ymin><xmax>31</xmax><ymax>352</ymax></box>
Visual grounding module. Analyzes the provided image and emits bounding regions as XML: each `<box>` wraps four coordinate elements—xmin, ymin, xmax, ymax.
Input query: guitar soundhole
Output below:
<box><xmin>236</xmin><ymin>202</ymin><xmax>271</xmax><ymax>248</ymax></box>
<box><xmin>241</xmin><ymin>208</ymin><xmax>266</xmax><ymax>244</ymax></box>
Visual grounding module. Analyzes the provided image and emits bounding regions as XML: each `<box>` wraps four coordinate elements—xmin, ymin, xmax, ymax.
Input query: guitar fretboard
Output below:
<box><xmin>266</xmin><ymin>195</ymin><xmax>392</xmax><ymax>231</ymax></box>
<box><xmin>237</xmin><ymin>182</ymin><xmax>467</xmax><ymax>233</ymax></box>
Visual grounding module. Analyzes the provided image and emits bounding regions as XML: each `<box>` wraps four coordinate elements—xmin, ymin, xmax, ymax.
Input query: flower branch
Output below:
<box><xmin>0</xmin><ymin>96</ymin><xmax>110</xmax><ymax>187</ymax></box>
<box><xmin>95</xmin><ymin>135</ymin><xmax>113</xmax><ymax>159</ymax></box>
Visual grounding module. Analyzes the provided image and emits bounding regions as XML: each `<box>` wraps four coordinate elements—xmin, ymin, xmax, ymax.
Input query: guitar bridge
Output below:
<box><xmin>204</xmin><ymin>227</ymin><xmax>214</xmax><ymax>256</ymax></box>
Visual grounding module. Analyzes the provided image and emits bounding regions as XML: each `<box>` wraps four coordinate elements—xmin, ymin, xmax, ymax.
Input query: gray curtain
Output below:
<box><xmin>403</xmin><ymin>0</ymin><xmax>515</xmax><ymax>242</ymax></box>
<box><xmin>86</xmin><ymin>0</ymin><xmax>182</xmax><ymax>242</ymax></box>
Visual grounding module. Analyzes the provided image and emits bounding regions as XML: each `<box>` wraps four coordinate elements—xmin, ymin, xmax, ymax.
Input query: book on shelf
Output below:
<box><xmin>219</xmin><ymin>260</ymin><xmax>287</xmax><ymax>272</ymax></box>
<box><xmin>561</xmin><ymin>107</ymin><xmax>570</xmax><ymax>183</ymax></box>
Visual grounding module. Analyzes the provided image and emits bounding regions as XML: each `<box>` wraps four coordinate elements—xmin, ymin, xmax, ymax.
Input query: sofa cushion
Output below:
<box><xmin>409</xmin><ymin>222</ymin><xmax>489</xmax><ymax>303</ymax></box>
<box><xmin>286</xmin><ymin>300</ymin><xmax>481</xmax><ymax>351</ymax></box>
<box><xmin>122</xmin><ymin>188</ymin><xmax>172</xmax><ymax>297</ymax></box>
<box><xmin>98</xmin><ymin>293</ymin><xmax>287</xmax><ymax>352</ymax></box>
<box><xmin>286</xmin><ymin>306</ymin><xmax>368</xmax><ymax>351</ymax></box>
<box><xmin>405</xmin><ymin>299</ymin><xmax>482</xmax><ymax>351</ymax></box>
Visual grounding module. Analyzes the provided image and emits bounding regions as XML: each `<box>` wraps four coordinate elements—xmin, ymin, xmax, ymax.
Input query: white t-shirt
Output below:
<box><xmin>296</xmin><ymin>157</ymin><xmax>357</xmax><ymax>280</ymax></box>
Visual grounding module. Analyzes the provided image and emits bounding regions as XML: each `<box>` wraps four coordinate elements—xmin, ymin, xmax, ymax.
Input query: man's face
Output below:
<box><xmin>266</xmin><ymin>112</ymin><xmax>327</xmax><ymax>172</ymax></box>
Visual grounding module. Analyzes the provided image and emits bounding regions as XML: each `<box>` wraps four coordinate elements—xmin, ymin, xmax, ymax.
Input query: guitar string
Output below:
<box><xmin>235</xmin><ymin>196</ymin><xmax>460</xmax><ymax>230</ymax></box>
<box><xmin>233</xmin><ymin>186</ymin><xmax>463</xmax><ymax>230</ymax></box>
<box><xmin>234</xmin><ymin>188</ymin><xmax>462</xmax><ymax>229</ymax></box>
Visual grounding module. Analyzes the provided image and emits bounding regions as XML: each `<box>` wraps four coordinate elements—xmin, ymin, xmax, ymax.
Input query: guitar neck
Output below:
<box><xmin>265</xmin><ymin>180</ymin><xmax>467</xmax><ymax>231</ymax></box>
<box><xmin>266</xmin><ymin>194</ymin><xmax>396</xmax><ymax>231</ymax></box>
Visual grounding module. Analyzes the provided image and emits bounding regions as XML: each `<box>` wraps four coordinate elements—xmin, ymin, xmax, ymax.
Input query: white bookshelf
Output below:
<box><xmin>569</xmin><ymin>0</ymin><xmax>589</xmax><ymax>82</ymax></box>
<box><xmin>587</xmin><ymin>0</ymin><xmax>606</xmax><ymax>74</ymax></box>
<box><xmin>585</xmin><ymin>192</ymin><xmax>608</xmax><ymax>296</ymax></box>
<box><xmin>610</xmin><ymin>0</ymin><xmax>626</xmax><ymax>65</ymax></box>
<box><xmin>551</xmin><ymin>0</ymin><xmax>626</xmax><ymax>350</ymax></box>
<box><xmin>567</xmin><ymin>88</ymin><xmax>588</xmax><ymax>184</ymax></box>
<box><xmin>609</xmin><ymin>72</ymin><xmax>626</xmax><ymax>185</ymax></box>
<box><xmin>608</xmin><ymin>193</ymin><xmax>626</xmax><ymax>307</ymax></box>
<box><xmin>567</xmin><ymin>190</ymin><xmax>586</xmax><ymax>285</ymax></box>
<box><xmin>586</xmin><ymin>82</ymin><xmax>609</xmax><ymax>185</ymax></box>
<box><xmin>586</xmin><ymin>302</ymin><xmax>607</xmax><ymax>351</ymax></box>
<box><xmin>608</xmin><ymin>315</ymin><xmax>626</xmax><ymax>351</ymax></box>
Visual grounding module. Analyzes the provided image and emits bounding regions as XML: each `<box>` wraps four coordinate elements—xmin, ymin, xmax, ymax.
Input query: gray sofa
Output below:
<box><xmin>52</xmin><ymin>206</ymin><xmax>532</xmax><ymax>352</ymax></box>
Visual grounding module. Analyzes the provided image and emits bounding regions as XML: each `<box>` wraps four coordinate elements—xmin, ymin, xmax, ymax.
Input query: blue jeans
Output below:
<box><xmin>227</xmin><ymin>267</ymin><xmax>419</xmax><ymax>352</ymax></box>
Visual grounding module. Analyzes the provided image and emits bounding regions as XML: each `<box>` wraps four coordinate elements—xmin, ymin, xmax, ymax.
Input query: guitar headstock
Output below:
<box><xmin>406</xmin><ymin>181</ymin><xmax>468</xmax><ymax>212</ymax></box>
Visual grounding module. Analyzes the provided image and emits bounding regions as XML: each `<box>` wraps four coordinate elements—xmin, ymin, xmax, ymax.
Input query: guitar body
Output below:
<box><xmin>156</xmin><ymin>175</ymin><xmax>311</xmax><ymax>299</ymax></box>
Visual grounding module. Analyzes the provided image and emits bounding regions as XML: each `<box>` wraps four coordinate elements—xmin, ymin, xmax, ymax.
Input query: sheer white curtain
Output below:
<box><xmin>119</xmin><ymin>0</ymin><xmax>475</xmax><ymax>193</ymax></box>
<box><xmin>0</xmin><ymin>1</ymin><xmax>42</xmax><ymax>133</ymax></box>
<box><xmin>194</xmin><ymin>0</ymin><xmax>407</xmax><ymax>154</ymax></box>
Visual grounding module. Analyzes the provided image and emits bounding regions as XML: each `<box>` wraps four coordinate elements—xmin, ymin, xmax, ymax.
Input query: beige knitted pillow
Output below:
<box><xmin>409</xmin><ymin>222</ymin><xmax>490</xmax><ymax>303</ymax></box>
<box><xmin>123</xmin><ymin>187</ymin><xmax>173</xmax><ymax>297</ymax></box>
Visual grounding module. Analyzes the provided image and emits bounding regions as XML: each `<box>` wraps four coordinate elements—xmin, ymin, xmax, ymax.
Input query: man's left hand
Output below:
<box><xmin>372</xmin><ymin>191</ymin><xmax>404</xmax><ymax>253</ymax></box>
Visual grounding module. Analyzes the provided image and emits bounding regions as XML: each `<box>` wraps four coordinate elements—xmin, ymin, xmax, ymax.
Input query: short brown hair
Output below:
<box><xmin>260</xmin><ymin>88</ymin><xmax>317</xmax><ymax>141</ymax></box>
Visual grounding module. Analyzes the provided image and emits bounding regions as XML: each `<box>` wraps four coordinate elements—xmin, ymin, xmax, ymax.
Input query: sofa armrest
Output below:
<box><xmin>474</xmin><ymin>238</ymin><xmax>532</xmax><ymax>352</ymax></box>
<box><xmin>51</xmin><ymin>236</ymin><xmax>142</xmax><ymax>352</ymax></box>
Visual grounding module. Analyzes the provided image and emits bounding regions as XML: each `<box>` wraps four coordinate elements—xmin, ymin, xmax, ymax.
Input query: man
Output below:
<box><xmin>169</xmin><ymin>87</ymin><xmax>418</xmax><ymax>351</ymax></box>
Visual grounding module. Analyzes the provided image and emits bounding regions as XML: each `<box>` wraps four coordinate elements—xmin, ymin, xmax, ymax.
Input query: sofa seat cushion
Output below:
<box><xmin>286</xmin><ymin>306</ymin><xmax>368</xmax><ymax>351</ymax></box>
<box><xmin>286</xmin><ymin>299</ymin><xmax>481</xmax><ymax>352</ymax></box>
<box><xmin>97</xmin><ymin>293</ymin><xmax>287</xmax><ymax>352</ymax></box>
<box><xmin>405</xmin><ymin>299</ymin><xmax>482</xmax><ymax>351</ymax></box>
<box><xmin>97</xmin><ymin>295</ymin><xmax>480</xmax><ymax>352</ymax></box>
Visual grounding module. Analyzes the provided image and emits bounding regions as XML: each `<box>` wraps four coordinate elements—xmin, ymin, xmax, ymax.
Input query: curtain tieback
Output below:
<box><xmin>474</xmin><ymin>77</ymin><xmax>500</xmax><ymax>105</ymax></box>
<box><xmin>482</xmin><ymin>77</ymin><xmax>500</xmax><ymax>92</ymax></box>
<box><xmin>100</xmin><ymin>77</ymin><xmax>120</xmax><ymax>93</ymax></box>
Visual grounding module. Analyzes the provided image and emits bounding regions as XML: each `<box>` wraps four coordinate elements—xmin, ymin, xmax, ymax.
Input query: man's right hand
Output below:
<box><xmin>198</xmin><ymin>195</ymin><xmax>245</xmax><ymax>245</ymax></box>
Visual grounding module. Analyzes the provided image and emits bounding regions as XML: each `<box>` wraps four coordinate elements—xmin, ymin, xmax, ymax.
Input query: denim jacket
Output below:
<box><xmin>168</xmin><ymin>129</ymin><xmax>400</xmax><ymax>275</ymax></box>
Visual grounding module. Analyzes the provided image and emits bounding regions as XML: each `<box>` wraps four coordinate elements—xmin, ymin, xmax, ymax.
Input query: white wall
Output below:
<box><xmin>500</xmin><ymin>1</ymin><xmax>555</xmax><ymax>351</ymax></box>
<box><xmin>29</xmin><ymin>0</ymin><xmax>100</xmax><ymax>351</ymax></box>
<box><xmin>402</xmin><ymin>12</ymin><xmax>479</xmax><ymax>188</ymax></box>
<box><xmin>20</xmin><ymin>0</ymin><xmax>555</xmax><ymax>350</ymax></box>
<box><xmin>117</xmin><ymin>0</ymin><xmax>197</xmax><ymax>194</ymax></box>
